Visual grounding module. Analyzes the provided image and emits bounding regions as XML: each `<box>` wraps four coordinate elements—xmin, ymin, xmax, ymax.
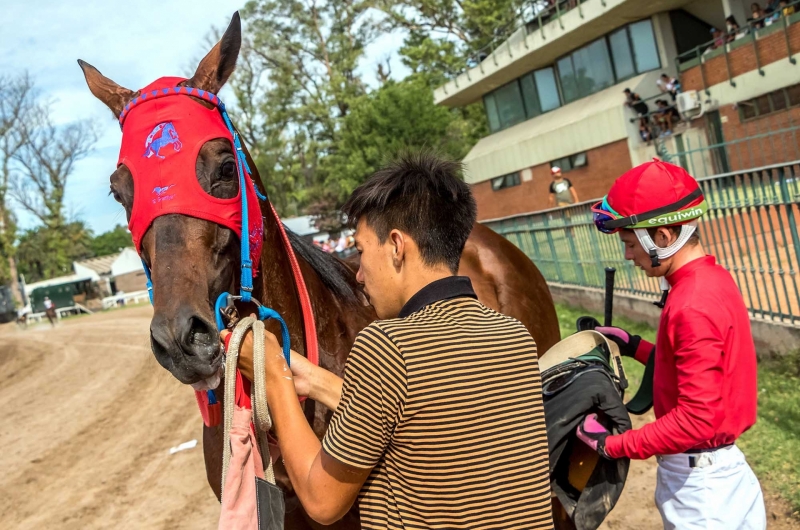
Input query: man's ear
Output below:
<box><xmin>654</xmin><ymin>227</ymin><xmax>677</xmax><ymax>248</ymax></box>
<box><xmin>389</xmin><ymin>229</ymin><xmax>405</xmax><ymax>267</ymax></box>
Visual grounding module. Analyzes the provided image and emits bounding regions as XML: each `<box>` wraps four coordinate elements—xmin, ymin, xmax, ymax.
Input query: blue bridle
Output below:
<box><xmin>131</xmin><ymin>89</ymin><xmax>291</xmax><ymax>374</ymax></box>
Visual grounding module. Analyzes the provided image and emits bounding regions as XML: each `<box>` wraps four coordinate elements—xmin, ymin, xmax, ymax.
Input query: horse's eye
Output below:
<box><xmin>110</xmin><ymin>187</ymin><xmax>122</xmax><ymax>203</ymax></box>
<box><xmin>220</xmin><ymin>161</ymin><xmax>236</xmax><ymax>179</ymax></box>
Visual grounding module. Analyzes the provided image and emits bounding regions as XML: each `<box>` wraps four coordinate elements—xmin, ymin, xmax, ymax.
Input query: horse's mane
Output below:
<box><xmin>284</xmin><ymin>227</ymin><xmax>361</xmax><ymax>304</ymax></box>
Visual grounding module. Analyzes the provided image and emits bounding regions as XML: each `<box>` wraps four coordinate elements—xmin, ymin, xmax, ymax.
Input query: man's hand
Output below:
<box><xmin>289</xmin><ymin>350</ymin><xmax>315</xmax><ymax>397</ymax></box>
<box><xmin>576</xmin><ymin>413</ymin><xmax>612</xmax><ymax>459</ymax></box>
<box><xmin>595</xmin><ymin>326</ymin><xmax>642</xmax><ymax>358</ymax></box>
<box><xmin>220</xmin><ymin>323</ymin><xmax>288</xmax><ymax>384</ymax></box>
<box><xmin>220</xmin><ymin>326</ymin><xmax>344</xmax><ymax>410</ymax></box>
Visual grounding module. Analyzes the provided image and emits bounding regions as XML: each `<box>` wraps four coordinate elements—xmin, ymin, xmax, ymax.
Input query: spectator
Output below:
<box><xmin>548</xmin><ymin>166</ymin><xmax>579</xmax><ymax>207</ymax></box>
<box><xmin>725</xmin><ymin>16</ymin><xmax>744</xmax><ymax>42</ymax></box>
<box><xmin>624</xmin><ymin>88</ymin><xmax>649</xmax><ymax>116</ymax></box>
<box><xmin>639</xmin><ymin>118</ymin><xmax>653</xmax><ymax>143</ymax></box>
<box><xmin>657</xmin><ymin>73</ymin><xmax>680</xmax><ymax>101</ymax></box>
<box><xmin>751</xmin><ymin>3</ymin><xmax>766</xmax><ymax>28</ymax></box>
<box><xmin>655</xmin><ymin>99</ymin><xmax>681</xmax><ymax>136</ymax></box>
<box><xmin>766</xmin><ymin>0</ymin><xmax>783</xmax><ymax>12</ymax></box>
<box><xmin>782</xmin><ymin>0</ymin><xmax>796</xmax><ymax>15</ymax></box>
<box><xmin>712</xmin><ymin>27</ymin><xmax>726</xmax><ymax>48</ymax></box>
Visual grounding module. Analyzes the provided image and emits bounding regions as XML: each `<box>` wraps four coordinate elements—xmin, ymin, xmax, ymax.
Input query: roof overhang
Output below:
<box><xmin>434</xmin><ymin>0</ymin><xmax>708</xmax><ymax>108</ymax></box>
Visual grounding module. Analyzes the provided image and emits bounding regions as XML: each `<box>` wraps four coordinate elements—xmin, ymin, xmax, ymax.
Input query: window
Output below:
<box><xmin>629</xmin><ymin>20</ymin><xmax>661</xmax><ymax>73</ymax></box>
<box><xmin>494</xmin><ymin>81</ymin><xmax>527</xmax><ymax>130</ymax></box>
<box><xmin>534</xmin><ymin>67</ymin><xmax>561</xmax><ymax>112</ymax></box>
<box><xmin>491</xmin><ymin>172</ymin><xmax>521</xmax><ymax>191</ymax></box>
<box><xmin>738</xmin><ymin>84</ymin><xmax>800</xmax><ymax>121</ymax></box>
<box><xmin>609</xmin><ymin>28</ymin><xmax>635</xmax><ymax>81</ymax></box>
<box><xmin>484</xmin><ymin>93</ymin><xmax>501</xmax><ymax>132</ymax></box>
<box><xmin>484</xmin><ymin>93</ymin><xmax>500</xmax><ymax>131</ymax></box>
<box><xmin>557</xmin><ymin>56</ymin><xmax>578</xmax><ymax>104</ymax></box>
<box><xmin>520</xmin><ymin>73</ymin><xmax>542</xmax><ymax>118</ymax></box>
<box><xmin>481</xmin><ymin>19</ymin><xmax>660</xmax><ymax>132</ymax></box>
<box><xmin>558</xmin><ymin>39</ymin><xmax>614</xmax><ymax>103</ymax></box>
<box><xmin>551</xmin><ymin>152</ymin><xmax>588</xmax><ymax>173</ymax></box>
<box><xmin>788</xmin><ymin>84</ymin><xmax>800</xmax><ymax>106</ymax></box>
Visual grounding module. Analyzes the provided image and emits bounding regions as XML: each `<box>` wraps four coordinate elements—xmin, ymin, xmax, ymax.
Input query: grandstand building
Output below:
<box><xmin>434</xmin><ymin>0</ymin><xmax>800</xmax><ymax>220</ymax></box>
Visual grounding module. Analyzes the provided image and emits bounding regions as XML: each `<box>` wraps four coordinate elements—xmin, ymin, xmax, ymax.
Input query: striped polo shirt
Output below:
<box><xmin>322</xmin><ymin>276</ymin><xmax>553</xmax><ymax>529</ymax></box>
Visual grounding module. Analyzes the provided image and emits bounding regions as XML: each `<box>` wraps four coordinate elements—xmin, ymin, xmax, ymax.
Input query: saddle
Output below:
<box><xmin>540</xmin><ymin>331</ymin><xmax>632</xmax><ymax>530</ymax></box>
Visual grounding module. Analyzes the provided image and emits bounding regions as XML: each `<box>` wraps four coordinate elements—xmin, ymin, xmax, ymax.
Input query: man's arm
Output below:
<box><xmin>604</xmin><ymin>308</ymin><xmax>726</xmax><ymax>460</ymax></box>
<box><xmin>569</xmin><ymin>185</ymin><xmax>579</xmax><ymax>203</ymax></box>
<box><xmin>548</xmin><ymin>193</ymin><xmax>556</xmax><ymax>207</ymax></box>
<box><xmin>224</xmin><ymin>329</ymin><xmax>371</xmax><ymax>525</ymax></box>
<box><xmin>237</xmin><ymin>345</ymin><xmax>343</xmax><ymax>411</ymax></box>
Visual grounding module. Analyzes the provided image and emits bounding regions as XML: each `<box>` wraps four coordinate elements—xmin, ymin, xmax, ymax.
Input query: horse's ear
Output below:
<box><xmin>185</xmin><ymin>11</ymin><xmax>241</xmax><ymax>94</ymax></box>
<box><xmin>77</xmin><ymin>60</ymin><xmax>135</xmax><ymax>119</ymax></box>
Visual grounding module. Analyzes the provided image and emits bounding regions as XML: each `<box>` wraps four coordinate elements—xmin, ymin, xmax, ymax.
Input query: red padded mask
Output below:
<box><xmin>118</xmin><ymin>77</ymin><xmax>263</xmax><ymax>276</ymax></box>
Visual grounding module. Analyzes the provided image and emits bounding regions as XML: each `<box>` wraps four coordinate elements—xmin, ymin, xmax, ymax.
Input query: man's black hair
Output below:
<box><xmin>341</xmin><ymin>150</ymin><xmax>477</xmax><ymax>273</ymax></box>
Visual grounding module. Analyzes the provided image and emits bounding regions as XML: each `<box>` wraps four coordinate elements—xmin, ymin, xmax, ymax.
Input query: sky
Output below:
<box><xmin>0</xmin><ymin>0</ymin><xmax>408</xmax><ymax>234</ymax></box>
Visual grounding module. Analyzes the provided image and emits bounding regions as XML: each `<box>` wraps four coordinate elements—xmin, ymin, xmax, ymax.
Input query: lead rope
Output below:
<box><xmin>221</xmin><ymin>316</ymin><xmax>276</xmax><ymax>498</ymax></box>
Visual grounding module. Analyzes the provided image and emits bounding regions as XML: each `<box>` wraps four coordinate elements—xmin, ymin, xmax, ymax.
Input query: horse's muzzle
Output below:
<box><xmin>150</xmin><ymin>308</ymin><xmax>221</xmax><ymax>385</ymax></box>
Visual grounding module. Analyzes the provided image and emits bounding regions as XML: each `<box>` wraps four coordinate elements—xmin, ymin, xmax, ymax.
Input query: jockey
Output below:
<box><xmin>577</xmin><ymin>159</ymin><xmax>766</xmax><ymax>529</ymax></box>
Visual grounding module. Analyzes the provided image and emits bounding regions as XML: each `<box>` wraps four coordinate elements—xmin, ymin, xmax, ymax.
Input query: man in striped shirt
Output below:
<box><xmin>232</xmin><ymin>152</ymin><xmax>554</xmax><ymax>529</ymax></box>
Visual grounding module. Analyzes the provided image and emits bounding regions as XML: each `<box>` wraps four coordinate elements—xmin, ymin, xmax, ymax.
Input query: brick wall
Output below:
<box><xmin>681</xmin><ymin>23</ymin><xmax>800</xmax><ymax>92</ymax></box>
<box><xmin>717</xmin><ymin>104</ymin><xmax>800</xmax><ymax>171</ymax></box>
<box><xmin>471</xmin><ymin>139</ymin><xmax>632</xmax><ymax>221</ymax></box>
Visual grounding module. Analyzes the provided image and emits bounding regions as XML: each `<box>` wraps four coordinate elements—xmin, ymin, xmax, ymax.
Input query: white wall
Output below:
<box><xmin>72</xmin><ymin>263</ymin><xmax>101</xmax><ymax>282</ymax></box>
<box><xmin>111</xmin><ymin>248</ymin><xmax>144</xmax><ymax>277</ymax></box>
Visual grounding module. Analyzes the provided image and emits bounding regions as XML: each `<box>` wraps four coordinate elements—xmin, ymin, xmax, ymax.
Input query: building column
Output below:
<box><xmin>721</xmin><ymin>0</ymin><xmax>748</xmax><ymax>28</ymax></box>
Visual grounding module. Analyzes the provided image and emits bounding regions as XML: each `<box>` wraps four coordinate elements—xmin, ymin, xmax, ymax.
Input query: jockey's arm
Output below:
<box><xmin>224</xmin><ymin>328</ymin><xmax>370</xmax><ymax>525</ymax></box>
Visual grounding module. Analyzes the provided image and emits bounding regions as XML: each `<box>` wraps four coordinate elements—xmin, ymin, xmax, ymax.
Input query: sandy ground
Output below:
<box><xmin>0</xmin><ymin>305</ymin><xmax>797</xmax><ymax>529</ymax></box>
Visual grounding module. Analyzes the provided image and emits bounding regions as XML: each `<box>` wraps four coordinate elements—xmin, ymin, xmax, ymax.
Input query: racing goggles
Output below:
<box><xmin>592</xmin><ymin>188</ymin><xmax>706</xmax><ymax>234</ymax></box>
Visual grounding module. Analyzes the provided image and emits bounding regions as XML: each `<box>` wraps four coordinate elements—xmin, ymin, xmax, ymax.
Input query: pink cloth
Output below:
<box><xmin>218</xmin><ymin>406</ymin><xmax>265</xmax><ymax>530</ymax></box>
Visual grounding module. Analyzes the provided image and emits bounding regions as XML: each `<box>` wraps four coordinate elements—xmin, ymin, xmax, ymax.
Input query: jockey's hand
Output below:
<box><xmin>576</xmin><ymin>413</ymin><xmax>612</xmax><ymax>459</ymax></box>
<box><xmin>595</xmin><ymin>326</ymin><xmax>641</xmax><ymax>358</ymax></box>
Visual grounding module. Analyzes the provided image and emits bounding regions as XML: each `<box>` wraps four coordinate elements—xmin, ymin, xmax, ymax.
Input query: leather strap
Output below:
<box><xmin>625</xmin><ymin>346</ymin><xmax>655</xmax><ymax>415</ymax></box>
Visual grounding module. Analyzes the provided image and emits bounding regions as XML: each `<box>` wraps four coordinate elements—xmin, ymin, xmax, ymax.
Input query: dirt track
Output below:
<box><xmin>0</xmin><ymin>306</ymin><xmax>796</xmax><ymax>529</ymax></box>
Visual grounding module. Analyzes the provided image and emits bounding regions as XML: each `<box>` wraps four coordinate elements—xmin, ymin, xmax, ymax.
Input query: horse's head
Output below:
<box><xmin>79</xmin><ymin>13</ymin><xmax>248</xmax><ymax>387</ymax></box>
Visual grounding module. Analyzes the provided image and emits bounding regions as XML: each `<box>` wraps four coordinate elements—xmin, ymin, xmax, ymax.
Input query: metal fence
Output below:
<box><xmin>665</xmin><ymin>121</ymin><xmax>800</xmax><ymax>180</ymax></box>
<box><xmin>484</xmin><ymin>161</ymin><xmax>800</xmax><ymax>325</ymax></box>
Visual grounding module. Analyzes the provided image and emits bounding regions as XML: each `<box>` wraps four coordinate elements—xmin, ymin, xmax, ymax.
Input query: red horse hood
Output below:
<box><xmin>118</xmin><ymin>76</ymin><xmax>263</xmax><ymax>275</ymax></box>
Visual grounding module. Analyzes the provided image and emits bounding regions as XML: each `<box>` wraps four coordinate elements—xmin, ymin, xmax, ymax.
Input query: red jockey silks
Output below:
<box><xmin>118</xmin><ymin>77</ymin><xmax>263</xmax><ymax>276</ymax></box>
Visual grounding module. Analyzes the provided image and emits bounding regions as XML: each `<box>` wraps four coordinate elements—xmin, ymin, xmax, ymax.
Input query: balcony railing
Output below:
<box><xmin>459</xmin><ymin>0</ymin><xmax>594</xmax><ymax>76</ymax></box>
<box><xmin>676</xmin><ymin>2</ymin><xmax>800</xmax><ymax>89</ymax></box>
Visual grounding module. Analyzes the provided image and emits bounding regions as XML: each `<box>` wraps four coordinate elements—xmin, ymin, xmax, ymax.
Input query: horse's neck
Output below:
<box><xmin>253</xmin><ymin>201</ymin><xmax>373</xmax><ymax>363</ymax></box>
<box><xmin>254</xmin><ymin>205</ymin><xmax>308</xmax><ymax>350</ymax></box>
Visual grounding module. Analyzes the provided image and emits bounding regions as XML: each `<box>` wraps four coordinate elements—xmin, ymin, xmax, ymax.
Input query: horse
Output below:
<box><xmin>79</xmin><ymin>12</ymin><xmax>560</xmax><ymax>529</ymax></box>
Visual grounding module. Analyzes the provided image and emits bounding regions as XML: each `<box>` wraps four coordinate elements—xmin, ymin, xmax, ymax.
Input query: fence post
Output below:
<box><xmin>542</xmin><ymin>211</ymin><xmax>564</xmax><ymax>283</ymax></box>
<box><xmin>784</xmin><ymin>14</ymin><xmax>797</xmax><ymax>65</ymax></box>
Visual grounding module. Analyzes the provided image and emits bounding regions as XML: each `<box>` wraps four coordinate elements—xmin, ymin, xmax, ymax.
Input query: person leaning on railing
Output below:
<box><xmin>577</xmin><ymin>160</ymin><xmax>766</xmax><ymax>530</ymax></box>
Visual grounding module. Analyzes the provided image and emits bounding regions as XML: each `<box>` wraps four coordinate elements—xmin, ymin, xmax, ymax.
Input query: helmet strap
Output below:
<box><xmin>633</xmin><ymin>220</ymin><xmax>698</xmax><ymax>266</ymax></box>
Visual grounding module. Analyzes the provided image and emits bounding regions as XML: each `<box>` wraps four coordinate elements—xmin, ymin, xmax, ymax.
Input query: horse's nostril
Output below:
<box><xmin>187</xmin><ymin>316</ymin><xmax>215</xmax><ymax>348</ymax></box>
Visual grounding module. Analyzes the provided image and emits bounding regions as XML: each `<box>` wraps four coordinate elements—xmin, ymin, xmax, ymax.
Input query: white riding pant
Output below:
<box><xmin>655</xmin><ymin>445</ymin><xmax>766</xmax><ymax>530</ymax></box>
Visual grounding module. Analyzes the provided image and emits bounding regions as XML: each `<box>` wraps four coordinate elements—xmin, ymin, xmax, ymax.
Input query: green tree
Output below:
<box><xmin>0</xmin><ymin>73</ymin><xmax>35</xmax><ymax>301</ymax></box>
<box><xmin>324</xmin><ymin>76</ymin><xmax>471</xmax><ymax>200</ymax></box>
<box><xmin>16</xmin><ymin>221</ymin><xmax>94</xmax><ymax>283</ymax></box>
<box><xmin>232</xmin><ymin>0</ymin><xmax>379</xmax><ymax>215</ymax></box>
<box><xmin>378</xmin><ymin>0</ymin><xmax>527</xmax><ymax>83</ymax></box>
<box><xmin>90</xmin><ymin>224</ymin><xmax>132</xmax><ymax>257</ymax></box>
